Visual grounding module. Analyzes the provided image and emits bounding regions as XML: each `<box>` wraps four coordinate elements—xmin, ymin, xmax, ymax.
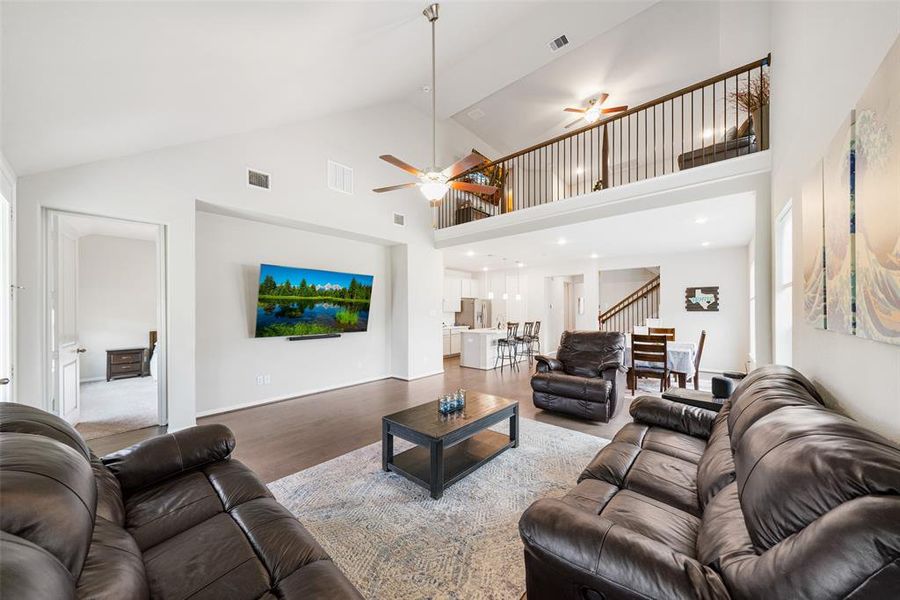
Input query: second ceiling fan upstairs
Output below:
<box><xmin>563</xmin><ymin>93</ymin><xmax>627</xmax><ymax>129</ymax></box>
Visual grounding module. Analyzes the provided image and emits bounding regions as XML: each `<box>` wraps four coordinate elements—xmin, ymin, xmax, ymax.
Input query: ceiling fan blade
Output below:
<box><xmin>449</xmin><ymin>181</ymin><xmax>498</xmax><ymax>194</ymax></box>
<box><xmin>563</xmin><ymin>107</ymin><xmax>586</xmax><ymax>114</ymax></box>
<box><xmin>372</xmin><ymin>182</ymin><xmax>418</xmax><ymax>193</ymax></box>
<box><xmin>442</xmin><ymin>152</ymin><xmax>486</xmax><ymax>178</ymax></box>
<box><xmin>601</xmin><ymin>105</ymin><xmax>628</xmax><ymax>114</ymax></box>
<box><xmin>564</xmin><ymin>117</ymin><xmax>585</xmax><ymax>129</ymax></box>
<box><xmin>595</xmin><ymin>92</ymin><xmax>609</xmax><ymax>106</ymax></box>
<box><xmin>379</xmin><ymin>155</ymin><xmax>424</xmax><ymax>177</ymax></box>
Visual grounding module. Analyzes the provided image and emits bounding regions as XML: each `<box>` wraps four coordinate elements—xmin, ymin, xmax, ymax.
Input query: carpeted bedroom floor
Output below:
<box><xmin>76</xmin><ymin>377</ymin><xmax>158</xmax><ymax>440</ymax></box>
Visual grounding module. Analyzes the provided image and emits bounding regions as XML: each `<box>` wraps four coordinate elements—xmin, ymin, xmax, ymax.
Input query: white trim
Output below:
<box><xmin>79</xmin><ymin>376</ymin><xmax>106</xmax><ymax>384</ymax></box>
<box><xmin>195</xmin><ymin>374</ymin><xmax>392</xmax><ymax>417</ymax></box>
<box><xmin>390</xmin><ymin>368</ymin><xmax>444</xmax><ymax>382</ymax></box>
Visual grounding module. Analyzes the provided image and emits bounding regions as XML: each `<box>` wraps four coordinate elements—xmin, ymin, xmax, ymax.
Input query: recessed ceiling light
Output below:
<box><xmin>482</xmin><ymin>266</ymin><xmax>489</xmax><ymax>271</ymax></box>
<box><xmin>695</xmin><ymin>216</ymin><xmax>708</xmax><ymax>224</ymax></box>
<box><xmin>575</xmin><ymin>167</ymin><xmax>584</xmax><ymax>175</ymax></box>
<box><xmin>703</xmin><ymin>129</ymin><xmax>714</xmax><ymax>139</ymax></box>
<box><xmin>701</xmin><ymin>241</ymin><xmax>711</xmax><ymax>247</ymax></box>
<box><xmin>466</xmin><ymin>250</ymin><xmax>475</xmax><ymax>256</ymax></box>
<box><xmin>517</xmin><ymin>261</ymin><xmax>525</xmax><ymax>268</ymax></box>
<box><xmin>557</xmin><ymin>238</ymin><xmax>567</xmax><ymax>245</ymax></box>
<box><xmin>590</xmin><ymin>252</ymin><xmax>599</xmax><ymax>259</ymax></box>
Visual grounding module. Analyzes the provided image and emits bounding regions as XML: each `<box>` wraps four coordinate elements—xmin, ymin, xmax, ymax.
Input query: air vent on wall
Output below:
<box><xmin>327</xmin><ymin>160</ymin><xmax>354</xmax><ymax>194</ymax></box>
<box><xmin>393</xmin><ymin>212</ymin><xmax>405</xmax><ymax>227</ymax></box>
<box><xmin>248</xmin><ymin>169</ymin><xmax>270</xmax><ymax>190</ymax></box>
<box><xmin>548</xmin><ymin>34</ymin><xmax>569</xmax><ymax>52</ymax></box>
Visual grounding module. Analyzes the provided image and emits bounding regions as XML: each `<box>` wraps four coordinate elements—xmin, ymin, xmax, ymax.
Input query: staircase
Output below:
<box><xmin>598</xmin><ymin>276</ymin><xmax>660</xmax><ymax>333</ymax></box>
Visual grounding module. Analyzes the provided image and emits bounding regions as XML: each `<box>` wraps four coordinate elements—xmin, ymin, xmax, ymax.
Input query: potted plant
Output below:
<box><xmin>729</xmin><ymin>71</ymin><xmax>769</xmax><ymax>150</ymax></box>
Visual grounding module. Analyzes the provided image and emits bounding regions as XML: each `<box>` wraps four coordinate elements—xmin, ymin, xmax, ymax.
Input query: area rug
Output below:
<box><xmin>269</xmin><ymin>417</ymin><xmax>608</xmax><ymax>600</ymax></box>
<box><xmin>75</xmin><ymin>377</ymin><xmax>158</xmax><ymax>440</ymax></box>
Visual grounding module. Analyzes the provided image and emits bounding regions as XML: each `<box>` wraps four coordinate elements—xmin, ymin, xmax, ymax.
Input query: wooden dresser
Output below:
<box><xmin>106</xmin><ymin>348</ymin><xmax>146</xmax><ymax>382</ymax></box>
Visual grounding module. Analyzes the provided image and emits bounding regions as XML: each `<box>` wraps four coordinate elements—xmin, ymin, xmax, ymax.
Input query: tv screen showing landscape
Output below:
<box><xmin>255</xmin><ymin>263</ymin><xmax>373</xmax><ymax>338</ymax></box>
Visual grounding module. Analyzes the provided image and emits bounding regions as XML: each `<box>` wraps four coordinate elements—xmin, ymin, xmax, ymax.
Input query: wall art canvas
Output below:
<box><xmin>822</xmin><ymin>114</ymin><xmax>855</xmax><ymax>334</ymax></box>
<box><xmin>854</xmin><ymin>35</ymin><xmax>900</xmax><ymax>345</ymax></box>
<box><xmin>801</xmin><ymin>160</ymin><xmax>826</xmax><ymax>329</ymax></box>
<box><xmin>255</xmin><ymin>264</ymin><xmax>374</xmax><ymax>338</ymax></box>
<box><xmin>685</xmin><ymin>286</ymin><xmax>719</xmax><ymax>311</ymax></box>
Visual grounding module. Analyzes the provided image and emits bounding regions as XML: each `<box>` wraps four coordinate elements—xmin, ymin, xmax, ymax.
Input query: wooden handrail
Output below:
<box><xmin>599</xmin><ymin>276</ymin><xmax>660</xmax><ymax>325</ymax></box>
<box><xmin>451</xmin><ymin>54</ymin><xmax>771</xmax><ymax>181</ymax></box>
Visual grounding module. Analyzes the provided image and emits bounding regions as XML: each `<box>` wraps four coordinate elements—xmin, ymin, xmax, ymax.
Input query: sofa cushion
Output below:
<box><xmin>531</xmin><ymin>372</ymin><xmax>611</xmax><ymax>402</ymax></box>
<box><xmin>563</xmin><ymin>361</ymin><xmax>601</xmax><ymax>378</ymax></box>
<box><xmin>623</xmin><ymin>449</ymin><xmax>701</xmax><ymax>517</ymax></box>
<box><xmin>75</xmin><ymin>517</ymin><xmax>149</xmax><ymax>600</ymax></box>
<box><xmin>695</xmin><ymin>483</ymin><xmax>755</xmax><ymax>570</ymax></box>
<box><xmin>578</xmin><ymin>441</ymin><xmax>641</xmax><ymax>486</ymax></box>
<box><xmin>0</xmin><ymin>531</ymin><xmax>76</xmax><ymax>600</ymax></box>
<box><xmin>0</xmin><ymin>402</ymin><xmax>91</xmax><ymax>460</ymax></box>
<box><xmin>613</xmin><ymin>423</ymin><xmax>706</xmax><ymax>464</ymax></box>
<box><xmin>599</xmin><ymin>489</ymin><xmax>701</xmax><ymax>557</ymax></box>
<box><xmin>142</xmin><ymin>512</ymin><xmax>270</xmax><ymax>600</ymax></box>
<box><xmin>91</xmin><ymin>457</ymin><xmax>126</xmax><ymax>526</ymax></box>
<box><xmin>696</xmin><ymin>403</ymin><xmax>735</xmax><ymax>508</ymax></box>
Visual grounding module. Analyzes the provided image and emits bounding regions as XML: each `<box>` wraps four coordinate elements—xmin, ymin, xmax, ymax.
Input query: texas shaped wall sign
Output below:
<box><xmin>685</xmin><ymin>286</ymin><xmax>720</xmax><ymax>311</ymax></box>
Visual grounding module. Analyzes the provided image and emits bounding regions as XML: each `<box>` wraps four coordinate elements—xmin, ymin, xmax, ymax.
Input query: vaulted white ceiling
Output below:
<box><xmin>1</xmin><ymin>1</ymin><xmax>654</xmax><ymax>175</ymax></box>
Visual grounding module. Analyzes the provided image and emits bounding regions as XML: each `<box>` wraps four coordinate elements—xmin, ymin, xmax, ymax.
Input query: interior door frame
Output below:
<box><xmin>42</xmin><ymin>208</ymin><xmax>170</xmax><ymax>427</ymax></box>
<box><xmin>0</xmin><ymin>189</ymin><xmax>13</xmax><ymax>403</ymax></box>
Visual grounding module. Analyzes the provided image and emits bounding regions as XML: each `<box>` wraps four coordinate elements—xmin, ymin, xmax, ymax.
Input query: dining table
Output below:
<box><xmin>623</xmin><ymin>339</ymin><xmax>698</xmax><ymax>388</ymax></box>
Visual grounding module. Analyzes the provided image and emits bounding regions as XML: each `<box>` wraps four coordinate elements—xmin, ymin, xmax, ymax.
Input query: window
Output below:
<box><xmin>775</xmin><ymin>201</ymin><xmax>793</xmax><ymax>365</ymax></box>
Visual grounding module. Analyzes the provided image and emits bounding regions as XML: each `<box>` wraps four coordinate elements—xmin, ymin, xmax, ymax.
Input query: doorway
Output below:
<box><xmin>44</xmin><ymin>209</ymin><xmax>167</xmax><ymax>440</ymax></box>
<box><xmin>0</xmin><ymin>190</ymin><xmax>12</xmax><ymax>402</ymax></box>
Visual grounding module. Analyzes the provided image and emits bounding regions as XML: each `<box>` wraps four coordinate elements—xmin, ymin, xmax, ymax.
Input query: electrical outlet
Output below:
<box><xmin>256</xmin><ymin>375</ymin><xmax>264</xmax><ymax>385</ymax></box>
<box><xmin>263</xmin><ymin>374</ymin><xmax>271</xmax><ymax>385</ymax></box>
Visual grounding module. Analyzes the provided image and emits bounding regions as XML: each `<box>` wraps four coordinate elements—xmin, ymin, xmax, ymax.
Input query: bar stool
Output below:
<box><xmin>531</xmin><ymin>321</ymin><xmax>542</xmax><ymax>354</ymax></box>
<box><xmin>495</xmin><ymin>322</ymin><xmax>519</xmax><ymax>372</ymax></box>
<box><xmin>516</xmin><ymin>322</ymin><xmax>535</xmax><ymax>364</ymax></box>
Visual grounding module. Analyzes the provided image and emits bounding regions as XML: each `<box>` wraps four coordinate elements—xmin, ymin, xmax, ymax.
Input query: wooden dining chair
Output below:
<box><xmin>631</xmin><ymin>334</ymin><xmax>669</xmax><ymax>393</ymax></box>
<box><xmin>684</xmin><ymin>330</ymin><xmax>707</xmax><ymax>390</ymax></box>
<box><xmin>649</xmin><ymin>327</ymin><xmax>676</xmax><ymax>341</ymax></box>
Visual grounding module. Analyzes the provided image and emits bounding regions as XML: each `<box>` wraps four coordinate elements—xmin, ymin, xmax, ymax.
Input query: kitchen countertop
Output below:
<box><xmin>461</xmin><ymin>328</ymin><xmax>507</xmax><ymax>335</ymax></box>
<box><xmin>443</xmin><ymin>325</ymin><xmax>471</xmax><ymax>333</ymax></box>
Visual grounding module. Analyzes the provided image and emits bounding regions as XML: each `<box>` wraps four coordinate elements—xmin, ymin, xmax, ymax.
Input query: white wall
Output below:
<box><xmin>482</xmin><ymin>245</ymin><xmax>750</xmax><ymax>372</ymax></box>
<box><xmin>195</xmin><ymin>212</ymin><xmax>391</xmax><ymax>415</ymax></box>
<box><xmin>771</xmin><ymin>1</ymin><xmax>900</xmax><ymax>439</ymax></box>
<box><xmin>77</xmin><ymin>235</ymin><xmax>157</xmax><ymax>381</ymax></box>
<box><xmin>15</xmin><ymin>99</ymin><xmax>494</xmax><ymax>429</ymax></box>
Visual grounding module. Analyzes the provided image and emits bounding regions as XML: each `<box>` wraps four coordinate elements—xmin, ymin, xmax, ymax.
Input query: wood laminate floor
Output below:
<box><xmin>88</xmin><ymin>357</ymin><xmax>708</xmax><ymax>483</ymax></box>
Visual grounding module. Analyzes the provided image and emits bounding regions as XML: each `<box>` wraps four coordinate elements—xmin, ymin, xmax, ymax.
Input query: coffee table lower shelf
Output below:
<box><xmin>387</xmin><ymin>430</ymin><xmax>512</xmax><ymax>498</ymax></box>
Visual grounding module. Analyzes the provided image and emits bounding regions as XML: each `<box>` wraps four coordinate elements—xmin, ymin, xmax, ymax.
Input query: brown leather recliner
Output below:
<box><xmin>519</xmin><ymin>365</ymin><xmax>900</xmax><ymax>599</ymax></box>
<box><xmin>531</xmin><ymin>331</ymin><xmax>627</xmax><ymax>422</ymax></box>
<box><xmin>0</xmin><ymin>402</ymin><xmax>363</xmax><ymax>600</ymax></box>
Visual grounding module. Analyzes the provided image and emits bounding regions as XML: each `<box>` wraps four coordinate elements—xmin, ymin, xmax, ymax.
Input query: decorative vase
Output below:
<box><xmin>751</xmin><ymin>104</ymin><xmax>770</xmax><ymax>151</ymax></box>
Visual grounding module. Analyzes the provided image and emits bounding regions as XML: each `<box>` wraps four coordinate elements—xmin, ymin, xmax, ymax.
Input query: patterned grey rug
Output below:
<box><xmin>269</xmin><ymin>417</ymin><xmax>608</xmax><ymax>600</ymax></box>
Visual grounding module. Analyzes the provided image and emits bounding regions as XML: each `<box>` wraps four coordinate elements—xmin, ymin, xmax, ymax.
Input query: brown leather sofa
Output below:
<box><xmin>531</xmin><ymin>331</ymin><xmax>626</xmax><ymax>422</ymax></box>
<box><xmin>519</xmin><ymin>365</ymin><xmax>900</xmax><ymax>599</ymax></box>
<box><xmin>0</xmin><ymin>402</ymin><xmax>362</xmax><ymax>600</ymax></box>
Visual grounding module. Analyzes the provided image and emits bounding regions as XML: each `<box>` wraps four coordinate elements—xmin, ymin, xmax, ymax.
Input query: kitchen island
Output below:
<box><xmin>459</xmin><ymin>328</ymin><xmax>525</xmax><ymax>370</ymax></box>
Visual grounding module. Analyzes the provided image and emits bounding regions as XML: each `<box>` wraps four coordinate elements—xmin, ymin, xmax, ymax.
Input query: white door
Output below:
<box><xmin>50</xmin><ymin>214</ymin><xmax>82</xmax><ymax>424</ymax></box>
<box><xmin>0</xmin><ymin>193</ymin><xmax>12</xmax><ymax>401</ymax></box>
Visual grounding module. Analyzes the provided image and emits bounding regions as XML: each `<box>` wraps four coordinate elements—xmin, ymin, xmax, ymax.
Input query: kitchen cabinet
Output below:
<box><xmin>442</xmin><ymin>332</ymin><xmax>451</xmax><ymax>356</ymax></box>
<box><xmin>442</xmin><ymin>277</ymin><xmax>461</xmax><ymax>312</ymax></box>
<box><xmin>450</xmin><ymin>331</ymin><xmax>461</xmax><ymax>354</ymax></box>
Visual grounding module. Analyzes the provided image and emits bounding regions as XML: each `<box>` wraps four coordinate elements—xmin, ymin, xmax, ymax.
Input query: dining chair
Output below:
<box><xmin>683</xmin><ymin>330</ymin><xmax>707</xmax><ymax>390</ymax></box>
<box><xmin>630</xmin><ymin>333</ymin><xmax>669</xmax><ymax>393</ymax></box>
<box><xmin>495</xmin><ymin>322</ymin><xmax>519</xmax><ymax>372</ymax></box>
<box><xmin>648</xmin><ymin>327</ymin><xmax>676</xmax><ymax>341</ymax></box>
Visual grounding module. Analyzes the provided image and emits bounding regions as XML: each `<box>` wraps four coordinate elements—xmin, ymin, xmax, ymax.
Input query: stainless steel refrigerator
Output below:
<box><xmin>456</xmin><ymin>298</ymin><xmax>491</xmax><ymax>329</ymax></box>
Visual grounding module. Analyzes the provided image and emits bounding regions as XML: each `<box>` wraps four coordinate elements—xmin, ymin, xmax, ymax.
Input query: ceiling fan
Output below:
<box><xmin>373</xmin><ymin>3</ymin><xmax>497</xmax><ymax>205</ymax></box>
<box><xmin>563</xmin><ymin>93</ymin><xmax>627</xmax><ymax>129</ymax></box>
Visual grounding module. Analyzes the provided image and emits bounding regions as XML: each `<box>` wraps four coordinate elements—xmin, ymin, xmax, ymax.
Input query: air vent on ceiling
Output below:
<box><xmin>248</xmin><ymin>169</ymin><xmax>270</xmax><ymax>190</ymax></box>
<box><xmin>467</xmin><ymin>108</ymin><xmax>486</xmax><ymax>121</ymax></box>
<box><xmin>327</xmin><ymin>160</ymin><xmax>354</xmax><ymax>194</ymax></box>
<box><xmin>393</xmin><ymin>212</ymin><xmax>405</xmax><ymax>227</ymax></box>
<box><xmin>548</xmin><ymin>34</ymin><xmax>569</xmax><ymax>52</ymax></box>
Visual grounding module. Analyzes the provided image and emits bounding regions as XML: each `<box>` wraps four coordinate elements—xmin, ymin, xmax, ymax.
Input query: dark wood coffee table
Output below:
<box><xmin>382</xmin><ymin>392</ymin><xmax>518</xmax><ymax>499</ymax></box>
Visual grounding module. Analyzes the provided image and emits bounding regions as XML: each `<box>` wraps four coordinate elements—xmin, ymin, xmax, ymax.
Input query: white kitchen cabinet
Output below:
<box><xmin>469</xmin><ymin>279</ymin><xmax>479</xmax><ymax>298</ymax></box>
<box><xmin>450</xmin><ymin>331</ymin><xmax>461</xmax><ymax>354</ymax></box>
<box><xmin>442</xmin><ymin>277</ymin><xmax>461</xmax><ymax>312</ymax></box>
<box><xmin>442</xmin><ymin>332</ymin><xmax>451</xmax><ymax>356</ymax></box>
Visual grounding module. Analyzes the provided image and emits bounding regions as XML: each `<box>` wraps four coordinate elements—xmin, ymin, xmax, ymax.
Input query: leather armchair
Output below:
<box><xmin>531</xmin><ymin>331</ymin><xmax>626</xmax><ymax>422</ymax></box>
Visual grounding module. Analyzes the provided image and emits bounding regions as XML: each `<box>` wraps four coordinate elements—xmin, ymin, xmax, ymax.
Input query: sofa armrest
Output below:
<box><xmin>598</xmin><ymin>360</ymin><xmax>627</xmax><ymax>374</ymax></box>
<box><xmin>102</xmin><ymin>424</ymin><xmax>235</xmax><ymax>493</ymax></box>
<box><xmin>630</xmin><ymin>396</ymin><xmax>717</xmax><ymax>440</ymax></box>
<box><xmin>534</xmin><ymin>355</ymin><xmax>564</xmax><ymax>373</ymax></box>
<box><xmin>519</xmin><ymin>498</ymin><xmax>729</xmax><ymax>600</ymax></box>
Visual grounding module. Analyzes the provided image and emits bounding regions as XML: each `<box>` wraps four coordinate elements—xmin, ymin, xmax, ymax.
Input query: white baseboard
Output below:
<box><xmin>390</xmin><ymin>368</ymin><xmax>444</xmax><ymax>382</ymax></box>
<box><xmin>195</xmin><ymin>374</ymin><xmax>392</xmax><ymax>418</ymax></box>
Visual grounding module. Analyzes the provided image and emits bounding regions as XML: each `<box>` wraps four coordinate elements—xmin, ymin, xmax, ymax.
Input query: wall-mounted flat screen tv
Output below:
<box><xmin>255</xmin><ymin>263</ymin><xmax>374</xmax><ymax>338</ymax></box>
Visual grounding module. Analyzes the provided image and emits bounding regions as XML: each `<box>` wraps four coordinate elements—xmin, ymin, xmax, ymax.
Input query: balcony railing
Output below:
<box><xmin>437</xmin><ymin>55</ymin><xmax>770</xmax><ymax>229</ymax></box>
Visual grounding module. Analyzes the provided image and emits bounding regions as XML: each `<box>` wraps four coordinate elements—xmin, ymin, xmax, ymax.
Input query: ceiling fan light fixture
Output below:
<box><xmin>584</xmin><ymin>105</ymin><xmax>601</xmax><ymax>123</ymax></box>
<box><xmin>420</xmin><ymin>170</ymin><xmax>449</xmax><ymax>201</ymax></box>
